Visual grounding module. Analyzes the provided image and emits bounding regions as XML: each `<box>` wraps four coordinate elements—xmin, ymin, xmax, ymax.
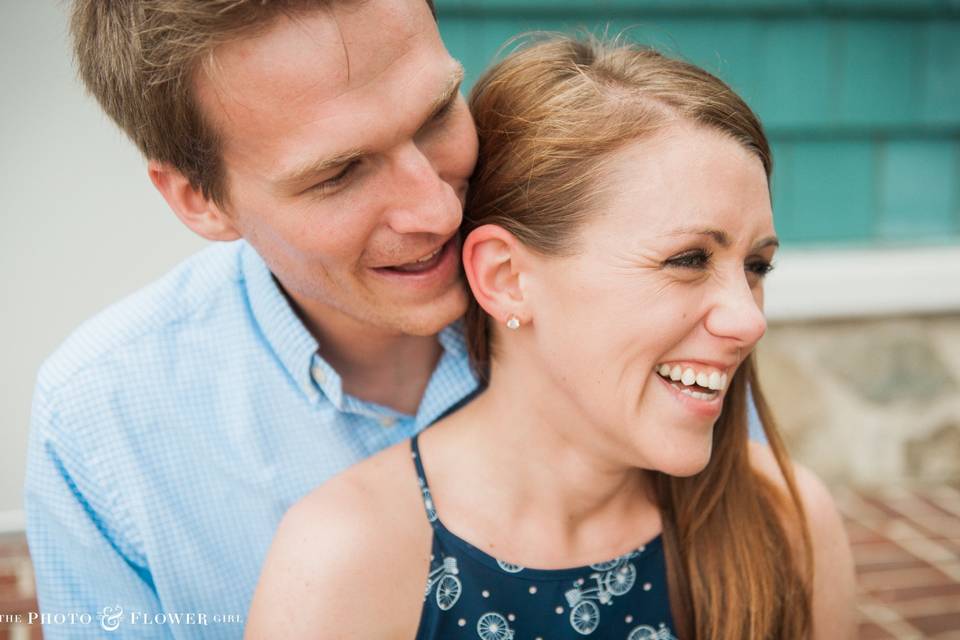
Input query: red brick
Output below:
<box><xmin>856</xmin><ymin>621</ymin><xmax>897</xmax><ymax>639</ymax></box>
<box><xmin>0</xmin><ymin>536</ymin><xmax>29</xmax><ymax>560</ymax></box>
<box><xmin>0</xmin><ymin>585</ymin><xmax>21</xmax><ymax>610</ymax></box>
<box><xmin>858</xmin><ymin>566</ymin><xmax>954</xmax><ymax>592</ymax></box>
<box><xmin>855</xmin><ymin>558</ymin><xmax>930</xmax><ymax>574</ymax></box>
<box><xmin>852</xmin><ymin>540</ymin><xmax>925</xmax><ymax>571</ymax></box>
<box><xmin>859</xmin><ymin>495</ymin><xmax>908</xmax><ymax>520</ymax></box>
<box><xmin>908</xmin><ymin>611</ymin><xmax>960</xmax><ymax>636</ymax></box>
<box><xmin>0</xmin><ymin>596</ymin><xmax>37</xmax><ymax>617</ymax></box>
<box><xmin>940</xmin><ymin>539</ymin><xmax>960</xmax><ymax>555</ymax></box>
<box><xmin>871</xmin><ymin>582</ymin><xmax>960</xmax><ymax>604</ymax></box>
<box><xmin>893</xmin><ymin>594</ymin><xmax>960</xmax><ymax>618</ymax></box>
<box><xmin>845</xmin><ymin>520</ymin><xmax>888</xmax><ymax>545</ymax></box>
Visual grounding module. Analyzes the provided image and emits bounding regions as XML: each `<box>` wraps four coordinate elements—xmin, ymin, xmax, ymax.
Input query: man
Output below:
<box><xmin>26</xmin><ymin>1</ymin><xmax>479</xmax><ymax>637</ymax></box>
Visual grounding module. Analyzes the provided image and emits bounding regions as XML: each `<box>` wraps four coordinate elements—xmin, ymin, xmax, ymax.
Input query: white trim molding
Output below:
<box><xmin>764</xmin><ymin>245</ymin><xmax>960</xmax><ymax>322</ymax></box>
<box><xmin>0</xmin><ymin>509</ymin><xmax>25</xmax><ymax>535</ymax></box>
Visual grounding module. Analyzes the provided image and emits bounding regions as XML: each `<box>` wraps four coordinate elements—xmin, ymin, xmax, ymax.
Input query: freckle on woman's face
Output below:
<box><xmin>523</xmin><ymin>123</ymin><xmax>776</xmax><ymax>476</ymax></box>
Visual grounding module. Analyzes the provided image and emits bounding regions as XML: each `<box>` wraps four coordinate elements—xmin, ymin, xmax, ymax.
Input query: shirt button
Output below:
<box><xmin>311</xmin><ymin>365</ymin><xmax>326</xmax><ymax>384</ymax></box>
<box><xmin>379</xmin><ymin>416</ymin><xmax>396</xmax><ymax>428</ymax></box>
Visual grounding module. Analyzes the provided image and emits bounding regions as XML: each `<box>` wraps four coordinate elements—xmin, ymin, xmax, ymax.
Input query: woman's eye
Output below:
<box><xmin>666</xmin><ymin>250</ymin><xmax>775</xmax><ymax>279</ymax></box>
<box><xmin>666</xmin><ymin>249</ymin><xmax>712</xmax><ymax>269</ymax></box>
<box><xmin>309</xmin><ymin>160</ymin><xmax>359</xmax><ymax>195</ymax></box>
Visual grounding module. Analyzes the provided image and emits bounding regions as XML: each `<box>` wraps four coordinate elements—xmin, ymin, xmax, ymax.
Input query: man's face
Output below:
<box><xmin>195</xmin><ymin>0</ymin><xmax>478</xmax><ymax>337</ymax></box>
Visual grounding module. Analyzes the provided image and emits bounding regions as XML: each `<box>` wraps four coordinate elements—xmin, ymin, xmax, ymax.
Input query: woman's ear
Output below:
<box><xmin>462</xmin><ymin>224</ymin><xmax>529</xmax><ymax>325</ymax></box>
<box><xmin>148</xmin><ymin>160</ymin><xmax>242</xmax><ymax>242</ymax></box>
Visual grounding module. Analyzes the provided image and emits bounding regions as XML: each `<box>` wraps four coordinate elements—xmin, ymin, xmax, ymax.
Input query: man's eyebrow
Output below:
<box><xmin>665</xmin><ymin>227</ymin><xmax>780</xmax><ymax>252</ymax></box>
<box><xmin>274</xmin><ymin>64</ymin><xmax>465</xmax><ymax>194</ymax></box>
<box><xmin>275</xmin><ymin>149</ymin><xmax>365</xmax><ymax>193</ymax></box>
<box><xmin>424</xmin><ymin>63</ymin><xmax>464</xmax><ymax>124</ymax></box>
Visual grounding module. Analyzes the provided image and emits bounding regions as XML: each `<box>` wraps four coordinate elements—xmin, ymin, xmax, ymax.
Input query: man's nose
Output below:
<box><xmin>382</xmin><ymin>142</ymin><xmax>462</xmax><ymax>237</ymax></box>
<box><xmin>704</xmin><ymin>271</ymin><xmax>768</xmax><ymax>349</ymax></box>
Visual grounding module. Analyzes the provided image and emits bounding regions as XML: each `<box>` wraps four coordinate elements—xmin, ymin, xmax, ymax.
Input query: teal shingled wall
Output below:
<box><xmin>435</xmin><ymin>1</ymin><xmax>960</xmax><ymax>248</ymax></box>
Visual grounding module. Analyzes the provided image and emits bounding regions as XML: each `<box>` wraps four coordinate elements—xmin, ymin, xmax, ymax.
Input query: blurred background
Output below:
<box><xmin>1</xmin><ymin>1</ymin><xmax>958</xmax><ymax>638</ymax></box>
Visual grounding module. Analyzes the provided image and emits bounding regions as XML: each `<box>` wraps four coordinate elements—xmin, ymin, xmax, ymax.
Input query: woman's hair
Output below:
<box><xmin>464</xmin><ymin>35</ymin><xmax>812</xmax><ymax>639</ymax></box>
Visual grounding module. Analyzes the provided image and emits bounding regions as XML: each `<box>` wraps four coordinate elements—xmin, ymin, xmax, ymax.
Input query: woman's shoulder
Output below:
<box><xmin>297</xmin><ymin>437</ymin><xmax>422</xmax><ymax>525</ymax></box>
<box><xmin>245</xmin><ymin>439</ymin><xmax>432</xmax><ymax>639</ymax></box>
<box><xmin>747</xmin><ymin>441</ymin><xmax>857</xmax><ymax>640</ymax></box>
<box><xmin>284</xmin><ymin>437</ymin><xmax>430</xmax><ymax>565</ymax></box>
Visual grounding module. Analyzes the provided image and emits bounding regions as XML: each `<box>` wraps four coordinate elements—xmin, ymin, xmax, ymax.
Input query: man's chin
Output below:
<box><xmin>392</xmin><ymin>293</ymin><xmax>468</xmax><ymax>337</ymax></box>
<box><xmin>382</xmin><ymin>287</ymin><xmax>467</xmax><ymax>336</ymax></box>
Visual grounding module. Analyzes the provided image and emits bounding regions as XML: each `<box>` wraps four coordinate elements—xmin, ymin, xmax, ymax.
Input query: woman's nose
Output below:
<box><xmin>704</xmin><ymin>272</ymin><xmax>768</xmax><ymax>348</ymax></box>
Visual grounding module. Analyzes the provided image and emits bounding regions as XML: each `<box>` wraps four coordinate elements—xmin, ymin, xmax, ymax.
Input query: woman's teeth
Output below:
<box><xmin>655</xmin><ymin>363</ymin><xmax>728</xmax><ymax>398</ymax></box>
<box><xmin>678</xmin><ymin>387</ymin><xmax>717</xmax><ymax>401</ymax></box>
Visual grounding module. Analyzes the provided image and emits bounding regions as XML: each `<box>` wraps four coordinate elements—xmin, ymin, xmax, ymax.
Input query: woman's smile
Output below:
<box><xmin>652</xmin><ymin>364</ymin><xmax>729</xmax><ymax>418</ymax></box>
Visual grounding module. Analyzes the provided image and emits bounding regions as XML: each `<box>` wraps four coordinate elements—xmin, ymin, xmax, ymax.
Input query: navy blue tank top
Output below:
<box><xmin>411</xmin><ymin>435</ymin><xmax>678</xmax><ymax>640</ymax></box>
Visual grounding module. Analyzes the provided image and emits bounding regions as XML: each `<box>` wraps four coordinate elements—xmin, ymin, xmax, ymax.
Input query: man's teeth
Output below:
<box><xmin>655</xmin><ymin>363</ymin><xmax>728</xmax><ymax>392</ymax></box>
<box><xmin>388</xmin><ymin>245</ymin><xmax>444</xmax><ymax>272</ymax></box>
<box><xmin>411</xmin><ymin>246</ymin><xmax>442</xmax><ymax>264</ymax></box>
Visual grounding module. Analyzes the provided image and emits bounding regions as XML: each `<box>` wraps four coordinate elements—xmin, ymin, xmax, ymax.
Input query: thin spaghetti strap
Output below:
<box><xmin>410</xmin><ymin>435</ymin><xmax>439</xmax><ymax>524</ymax></box>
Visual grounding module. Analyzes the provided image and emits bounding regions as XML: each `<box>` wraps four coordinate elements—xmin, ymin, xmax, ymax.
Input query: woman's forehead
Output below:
<box><xmin>589</xmin><ymin>126</ymin><xmax>773</xmax><ymax>242</ymax></box>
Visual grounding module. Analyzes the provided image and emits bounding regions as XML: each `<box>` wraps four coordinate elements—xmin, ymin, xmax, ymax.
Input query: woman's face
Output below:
<box><xmin>520</xmin><ymin>124</ymin><xmax>777</xmax><ymax>476</ymax></box>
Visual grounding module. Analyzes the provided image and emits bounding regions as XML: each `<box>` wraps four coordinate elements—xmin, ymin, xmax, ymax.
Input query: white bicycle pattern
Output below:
<box><xmin>476</xmin><ymin>612</ymin><xmax>514</xmax><ymax>640</ymax></box>
<box><xmin>627</xmin><ymin>622</ymin><xmax>678</xmax><ymax>640</ymax></box>
<box><xmin>564</xmin><ymin>551</ymin><xmax>640</xmax><ymax>635</ymax></box>
<box><xmin>423</xmin><ymin>556</ymin><xmax>462</xmax><ymax>611</ymax></box>
<box><xmin>496</xmin><ymin>559</ymin><xmax>524</xmax><ymax>573</ymax></box>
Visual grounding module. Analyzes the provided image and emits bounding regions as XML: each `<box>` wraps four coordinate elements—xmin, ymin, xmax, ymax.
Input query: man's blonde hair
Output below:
<box><xmin>70</xmin><ymin>0</ymin><xmax>437</xmax><ymax>206</ymax></box>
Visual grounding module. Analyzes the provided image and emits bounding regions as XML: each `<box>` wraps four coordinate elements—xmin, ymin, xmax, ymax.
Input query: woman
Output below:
<box><xmin>246</xmin><ymin>35</ymin><xmax>855</xmax><ymax>640</ymax></box>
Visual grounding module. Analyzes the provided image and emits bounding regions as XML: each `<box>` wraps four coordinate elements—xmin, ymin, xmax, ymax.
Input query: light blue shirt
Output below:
<box><xmin>25</xmin><ymin>239</ymin><xmax>765</xmax><ymax>639</ymax></box>
<box><xmin>25</xmin><ymin>240</ymin><xmax>480</xmax><ymax>638</ymax></box>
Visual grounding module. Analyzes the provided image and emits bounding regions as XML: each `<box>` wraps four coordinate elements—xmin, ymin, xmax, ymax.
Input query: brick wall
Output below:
<box><xmin>0</xmin><ymin>534</ymin><xmax>41</xmax><ymax>640</ymax></box>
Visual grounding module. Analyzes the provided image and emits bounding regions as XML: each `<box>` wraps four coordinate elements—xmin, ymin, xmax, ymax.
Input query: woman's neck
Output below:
<box><xmin>422</xmin><ymin>353</ymin><xmax>662</xmax><ymax>567</ymax></box>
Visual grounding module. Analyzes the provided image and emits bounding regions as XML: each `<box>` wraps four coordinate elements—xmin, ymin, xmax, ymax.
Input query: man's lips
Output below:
<box><xmin>372</xmin><ymin>236</ymin><xmax>456</xmax><ymax>271</ymax></box>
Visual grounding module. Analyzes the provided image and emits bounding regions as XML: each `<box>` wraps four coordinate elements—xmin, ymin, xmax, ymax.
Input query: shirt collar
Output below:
<box><xmin>241</xmin><ymin>241</ymin><xmax>478</xmax><ymax>412</ymax></box>
<box><xmin>241</xmin><ymin>242</ymin><xmax>321</xmax><ymax>403</ymax></box>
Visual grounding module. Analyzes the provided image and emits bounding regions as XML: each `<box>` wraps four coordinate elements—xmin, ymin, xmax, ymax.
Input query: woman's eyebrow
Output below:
<box><xmin>664</xmin><ymin>227</ymin><xmax>779</xmax><ymax>251</ymax></box>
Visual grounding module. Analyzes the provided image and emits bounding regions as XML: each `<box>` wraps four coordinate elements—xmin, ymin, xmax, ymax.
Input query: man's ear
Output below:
<box><xmin>462</xmin><ymin>224</ymin><xmax>530</xmax><ymax>326</ymax></box>
<box><xmin>148</xmin><ymin>160</ymin><xmax>241</xmax><ymax>242</ymax></box>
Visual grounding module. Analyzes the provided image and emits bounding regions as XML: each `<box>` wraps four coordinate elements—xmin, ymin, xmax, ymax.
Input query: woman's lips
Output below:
<box><xmin>655</xmin><ymin>370</ymin><xmax>724</xmax><ymax>418</ymax></box>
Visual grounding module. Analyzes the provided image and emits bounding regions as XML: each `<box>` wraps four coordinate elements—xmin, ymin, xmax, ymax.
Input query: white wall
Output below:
<box><xmin>0</xmin><ymin>2</ymin><xmax>205</xmax><ymax>519</ymax></box>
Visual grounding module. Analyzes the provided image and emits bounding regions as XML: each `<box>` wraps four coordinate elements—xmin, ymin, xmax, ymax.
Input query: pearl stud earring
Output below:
<box><xmin>505</xmin><ymin>314</ymin><xmax>521</xmax><ymax>330</ymax></box>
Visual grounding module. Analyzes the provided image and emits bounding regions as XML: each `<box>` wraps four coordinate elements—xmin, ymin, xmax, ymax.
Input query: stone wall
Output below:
<box><xmin>756</xmin><ymin>314</ymin><xmax>960</xmax><ymax>486</ymax></box>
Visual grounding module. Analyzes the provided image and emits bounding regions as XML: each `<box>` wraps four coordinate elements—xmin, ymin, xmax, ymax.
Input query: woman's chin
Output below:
<box><xmin>641</xmin><ymin>433</ymin><xmax>714</xmax><ymax>478</ymax></box>
<box><xmin>658</xmin><ymin>455</ymin><xmax>712</xmax><ymax>478</ymax></box>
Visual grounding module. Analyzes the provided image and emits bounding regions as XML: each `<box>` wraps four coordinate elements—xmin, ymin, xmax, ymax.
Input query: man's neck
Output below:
<box><xmin>322</xmin><ymin>329</ymin><xmax>443</xmax><ymax>416</ymax></box>
<box><xmin>290</xmin><ymin>295</ymin><xmax>444</xmax><ymax>416</ymax></box>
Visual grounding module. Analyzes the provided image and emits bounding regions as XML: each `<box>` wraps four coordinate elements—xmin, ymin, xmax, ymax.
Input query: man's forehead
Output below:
<box><xmin>195</xmin><ymin>0</ymin><xmax>439</xmax><ymax>135</ymax></box>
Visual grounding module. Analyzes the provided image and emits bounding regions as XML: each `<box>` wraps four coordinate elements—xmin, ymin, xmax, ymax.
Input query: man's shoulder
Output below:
<box><xmin>36</xmin><ymin>241</ymin><xmax>246</xmax><ymax>400</ymax></box>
